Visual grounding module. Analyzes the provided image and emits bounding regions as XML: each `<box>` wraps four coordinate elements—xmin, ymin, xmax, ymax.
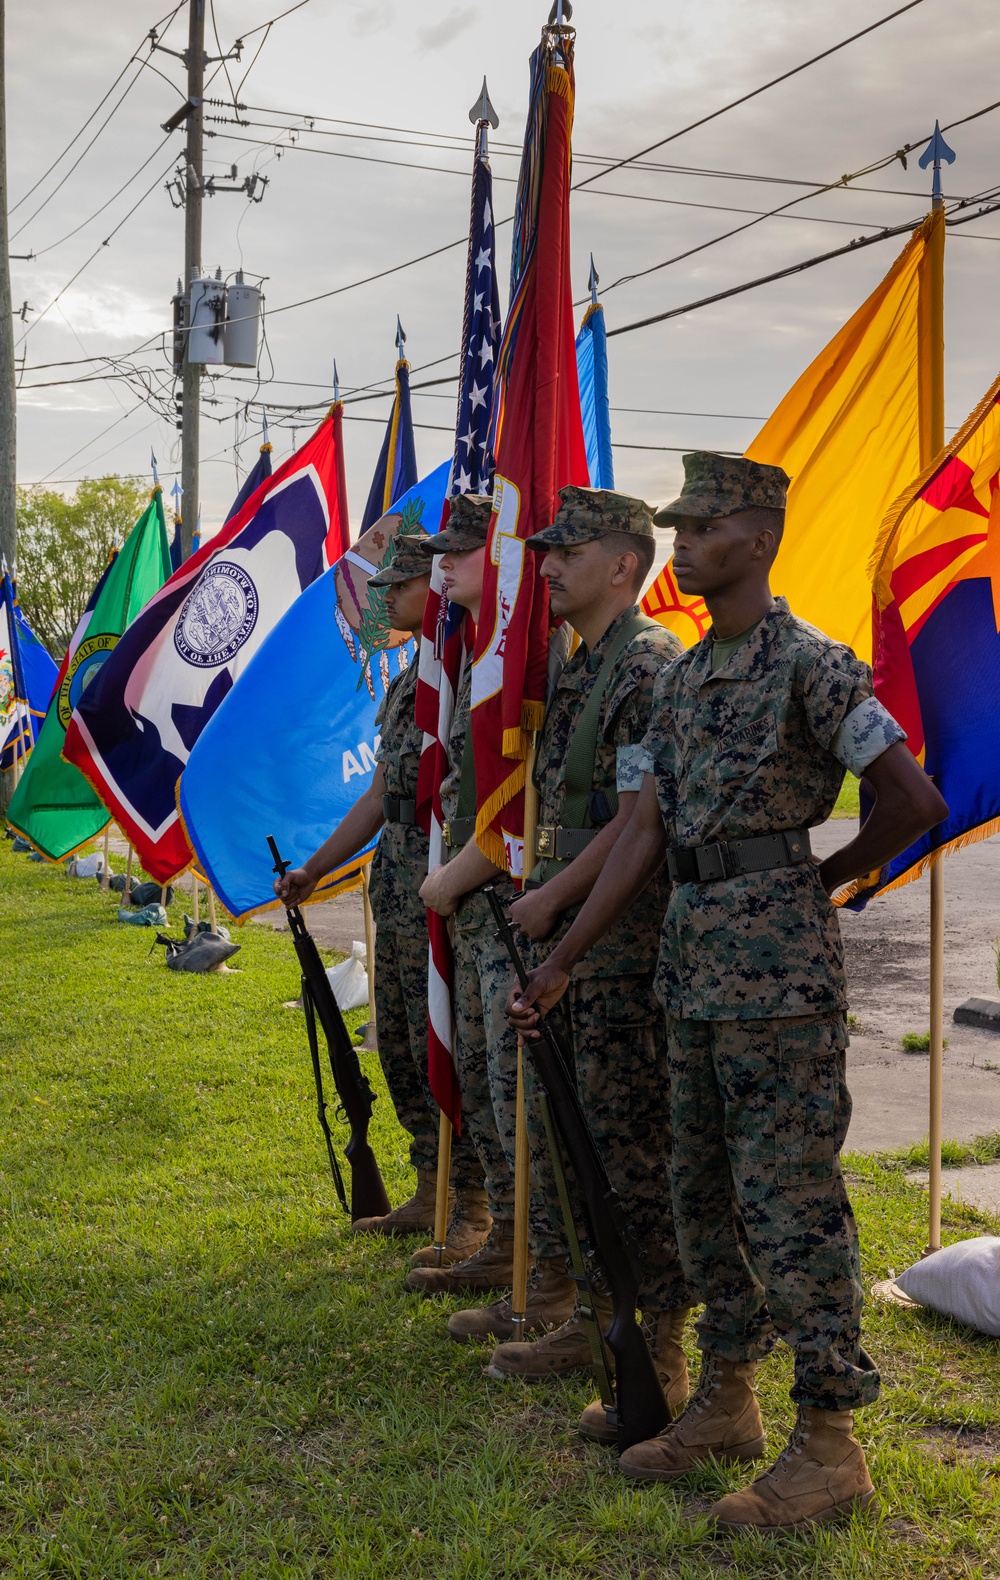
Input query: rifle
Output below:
<box><xmin>486</xmin><ymin>886</ymin><xmax>670</xmax><ymax>1452</ymax></box>
<box><xmin>268</xmin><ymin>836</ymin><xmax>391</xmax><ymax>1223</ymax></box>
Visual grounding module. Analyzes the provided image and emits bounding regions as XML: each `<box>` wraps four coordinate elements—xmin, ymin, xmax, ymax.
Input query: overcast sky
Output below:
<box><xmin>8</xmin><ymin>0</ymin><xmax>1000</xmax><ymax>539</ymax></box>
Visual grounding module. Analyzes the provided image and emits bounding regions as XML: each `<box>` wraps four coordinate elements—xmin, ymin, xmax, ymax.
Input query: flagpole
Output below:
<box><xmin>921</xmin><ymin>126</ymin><xmax>951</xmax><ymax>1255</ymax></box>
<box><xmin>101</xmin><ymin>824</ymin><xmax>111</xmax><ymax>890</ymax></box>
<box><xmin>361</xmin><ymin>865</ymin><xmax>378</xmax><ymax>1051</ymax></box>
<box><xmin>509</xmin><ymin>734</ymin><xmax>540</xmax><ymax>1340</ymax></box>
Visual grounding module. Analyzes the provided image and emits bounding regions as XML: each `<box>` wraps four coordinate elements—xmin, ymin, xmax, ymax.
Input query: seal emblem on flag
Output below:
<box><xmin>57</xmin><ymin>631</ymin><xmax>119</xmax><ymax>728</ymax></box>
<box><xmin>174</xmin><ymin>561</ymin><xmax>259</xmax><ymax>667</ymax></box>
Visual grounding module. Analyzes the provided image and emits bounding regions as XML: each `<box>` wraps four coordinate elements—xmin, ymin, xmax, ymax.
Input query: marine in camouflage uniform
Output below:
<box><xmin>614</xmin><ymin>454</ymin><xmax>909</xmax><ymax>1524</ymax></box>
<box><xmin>483</xmin><ymin>488</ymin><xmax>694</xmax><ymax>1407</ymax></box>
<box><xmin>356</xmin><ymin>534</ymin><xmax>484</xmax><ymax>1235</ymax></box>
<box><xmin>406</xmin><ymin>495</ymin><xmax>573</xmax><ymax>1323</ymax></box>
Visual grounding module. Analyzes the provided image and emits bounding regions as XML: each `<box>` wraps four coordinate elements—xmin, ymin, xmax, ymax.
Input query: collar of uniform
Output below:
<box><xmin>684</xmin><ymin>595</ymin><xmax>791</xmax><ymax>689</ymax></box>
<box><xmin>557</xmin><ymin>603</ymin><xmax>642</xmax><ymax>692</ymax></box>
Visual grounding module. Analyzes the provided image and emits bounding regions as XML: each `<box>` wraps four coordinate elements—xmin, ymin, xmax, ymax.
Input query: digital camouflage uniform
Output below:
<box><xmin>366</xmin><ymin>592</ymin><xmax>482</xmax><ymax>1187</ymax></box>
<box><xmin>638</xmin><ymin>593</ymin><xmax>905</xmax><ymax>1408</ymax></box>
<box><xmin>440</xmin><ymin>670</ymin><xmax>554</xmax><ymax>1236</ymax></box>
<box><xmin>524</xmin><ymin>600</ymin><xmax>692</xmax><ymax>1312</ymax></box>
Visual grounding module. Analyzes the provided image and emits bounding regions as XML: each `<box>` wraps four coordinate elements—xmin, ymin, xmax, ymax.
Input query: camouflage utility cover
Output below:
<box><xmin>367</xmin><ymin>661</ymin><xmax>428</xmax><ymax>928</ymax></box>
<box><xmin>368</xmin><ymin>530</ymin><xmax>433</xmax><ymax>588</ymax></box>
<box><xmin>429</xmin><ymin>492</ymin><xmax>493</xmax><ymax>554</ymax></box>
<box><xmin>534</xmin><ymin>604</ymin><xmax>681</xmax><ymax>978</ymax></box>
<box><xmin>654</xmin><ymin>451</ymin><xmax>789</xmax><ymax>524</ymax></box>
<box><xmin>640</xmin><ymin>598</ymin><xmax>905</xmax><ymax>1019</ymax></box>
<box><xmin>527</xmin><ymin>484</ymin><xmax>655</xmax><ymax>549</ymax></box>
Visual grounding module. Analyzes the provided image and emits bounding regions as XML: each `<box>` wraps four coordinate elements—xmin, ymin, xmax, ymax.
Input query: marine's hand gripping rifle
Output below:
<box><xmin>486</xmin><ymin>887</ymin><xmax>670</xmax><ymax>1452</ymax></box>
<box><xmin>268</xmin><ymin>836</ymin><xmax>391</xmax><ymax>1223</ymax></box>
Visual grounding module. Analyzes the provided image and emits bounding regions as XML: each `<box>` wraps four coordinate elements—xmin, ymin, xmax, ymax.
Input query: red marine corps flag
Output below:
<box><xmin>470</xmin><ymin>13</ymin><xmax>589</xmax><ymax>875</ymax></box>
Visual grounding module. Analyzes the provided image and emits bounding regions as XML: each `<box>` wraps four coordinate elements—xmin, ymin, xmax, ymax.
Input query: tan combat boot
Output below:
<box><xmin>619</xmin><ymin>1352</ymin><xmax>766</xmax><ymax>1481</ymax></box>
<box><xmin>447</xmin><ymin>1256</ymin><xmax>578</xmax><ymax>1344</ymax></box>
<box><xmin>708</xmin><ymin>1408</ymin><xmax>876</xmax><ymax>1532</ymax></box>
<box><xmin>579</xmin><ymin>1306</ymin><xmax>693</xmax><ymax>1444</ymax></box>
<box><xmin>408</xmin><ymin>1187</ymin><xmax>492</xmax><ymax>1268</ymax></box>
<box><xmin>350</xmin><ymin>1167</ymin><xmax>442</xmax><ymax>1236</ymax></box>
<box><xmin>404</xmin><ymin>1219</ymin><xmax>514</xmax><ymax>1296</ymax></box>
<box><xmin>487</xmin><ymin>1286</ymin><xmax>613</xmax><ymax>1380</ymax></box>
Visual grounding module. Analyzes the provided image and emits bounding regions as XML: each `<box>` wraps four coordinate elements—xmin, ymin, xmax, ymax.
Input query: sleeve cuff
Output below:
<box><xmin>617</xmin><ymin>743</ymin><xmax>654</xmax><ymax>792</ymax></box>
<box><xmin>830</xmin><ymin>696</ymin><xmax>906</xmax><ymax>775</ymax></box>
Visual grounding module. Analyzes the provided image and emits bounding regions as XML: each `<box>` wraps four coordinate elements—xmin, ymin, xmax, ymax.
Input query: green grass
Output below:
<box><xmin>2</xmin><ymin>839</ymin><xmax>1000</xmax><ymax>1578</ymax></box>
<box><xmin>879</xmin><ymin>1133</ymin><xmax>1000</xmax><ymax>1172</ymax></box>
<box><xmin>832</xmin><ymin>777</ymin><xmax>861</xmax><ymax>820</ymax></box>
<box><xmin>901</xmin><ymin>1032</ymin><xmax>950</xmax><ymax>1055</ymax></box>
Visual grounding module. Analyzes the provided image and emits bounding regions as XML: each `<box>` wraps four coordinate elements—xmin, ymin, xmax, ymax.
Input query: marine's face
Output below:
<box><xmin>384</xmin><ymin>573</ymin><xmax>431</xmax><ymax>635</ymax></box>
<box><xmin>539</xmin><ymin>538</ymin><xmax>632</xmax><ymax>620</ymax></box>
<box><xmin>438</xmin><ymin>544</ymin><xmax>486</xmax><ymax>609</ymax></box>
<box><xmin>671</xmin><ymin>510</ymin><xmax>766</xmax><ymax>597</ymax></box>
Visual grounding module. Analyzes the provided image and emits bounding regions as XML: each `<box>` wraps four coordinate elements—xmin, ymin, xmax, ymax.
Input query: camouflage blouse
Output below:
<box><xmin>367</xmin><ymin>659</ymin><xmax>429</xmax><ymax>930</ymax></box>
<box><xmin>639</xmin><ymin>598</ymin><xmax>905</xmax><ymax>1020</ymax></box>
<box><xmin>534</xmin><ymin>605</ymin><xmax>682</xmax><ymax>980</ymax></box>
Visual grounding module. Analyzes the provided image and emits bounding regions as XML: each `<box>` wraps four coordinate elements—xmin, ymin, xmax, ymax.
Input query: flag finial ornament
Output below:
<box><xmin>395</xmin><ymin>316</ymin><xmax>406</xmax><ymax>364</ymax></box>
<box><xmin>918</xmin><ymin>120</ymin><xmax>956</xmax><ymax>203</ymax></box>
<box><xmin>332</xmin><ymin>360</ymin><xmax>340</xmax><ymax>404</ymax></box>
<box><xmin>469</xmin><ymin>76</ymin><xmax>499</xmax><ymax>130</ymax></box>
<box><xmin>150</xmin><ymin>449</ymin><xmax>159</xmax><ymax>486</ymax></box>
<box><xmin>588</xmin><ymin>253</ymin><xmax>599</xmax><ymax>305</ymax></box>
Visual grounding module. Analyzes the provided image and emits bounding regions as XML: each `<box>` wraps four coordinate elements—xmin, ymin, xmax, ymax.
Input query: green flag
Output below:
<box><xmin>7</xmin><ymin>487</ymin><xmax>172</xmax><ymax>861</ymax></box>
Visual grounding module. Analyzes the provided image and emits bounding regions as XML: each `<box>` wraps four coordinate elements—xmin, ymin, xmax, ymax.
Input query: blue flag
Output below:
<box><xmin>225</xmin><ymin>441</ymin><xmax>274</xmax><ymax>524</ymax></box>
<box><xmin>575</xmin><ymin>301</ymin><xmax>614</xmax><ymax>489</ymax></box>
<box><xmin>0</xmin><ymin>573</ymin><xmax>58</xmax><ymax>769</ymax></box>
<box><xmin>360</xmin><ymin>360</ymin><xmax>418</xmax><ymax>531</ymax></box>
<box><xmin>180</xmin><ymin>460</ymin><xmax>450</xmax><ymax>916</ymax></box>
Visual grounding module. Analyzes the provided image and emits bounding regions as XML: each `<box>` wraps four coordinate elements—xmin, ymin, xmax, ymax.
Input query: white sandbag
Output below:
<box><xmin>326</xmin><ymin>941</ymin><xmax>370</xmax><ymax>1012</ymax></box>
<box><xmin>67</xmin><ymin>851</ymin><xmax>106</xmax><ymax>878</ymax></box>
<box><xmin>895</xmin><ymin>1235</ymin><xmax>1000</xmax><ymax>1337</ymax></box>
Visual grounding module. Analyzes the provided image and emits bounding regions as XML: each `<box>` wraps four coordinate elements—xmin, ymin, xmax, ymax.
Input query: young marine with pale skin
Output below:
<box><xmin>507</xmin><ymin>452</ymin><xmax>947</xmax><ymax>1533</ymax></box>
<box><xmin>274</xmin><ymin>531</ymin><xmax>488</xmax><ymax>1246</ymax></box>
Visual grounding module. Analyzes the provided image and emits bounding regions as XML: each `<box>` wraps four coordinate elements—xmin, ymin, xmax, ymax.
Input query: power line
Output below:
<box><xmin>573</xmin><ymin>0</ymin><xmax>928</xmax><ymax>192</ymax></box>
<box><xmin>30</xmin><ymin>134</ymin><xmax>174</xmax><ymax>258</ymax></box>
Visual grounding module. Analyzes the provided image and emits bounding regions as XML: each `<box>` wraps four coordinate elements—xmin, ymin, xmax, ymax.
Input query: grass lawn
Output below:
<box><xmin>1</xmin><ymin>837</ymin><xmax>999</xmax><ymax>1578</ymax></box>
<box><xmin>833</xmin><ymin>777</ymin><xmax>861</xmax><ymax>820</ymax></box>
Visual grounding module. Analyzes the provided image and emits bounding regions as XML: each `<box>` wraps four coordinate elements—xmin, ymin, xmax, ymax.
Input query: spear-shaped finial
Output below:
<box><xmin>588</xmin><ymin>254</ymin><xmax>599</xmax><ymax>305</ymax></box>
<box><xmin>469</xmin><ymin>76</ymin><xmax>499</xmax><ymax>161</ymax></box>
<box><xmin>548</xmin><ymin>0</ymin><xmax>573</xmax><ymax>22</ymax></box>
<box><xmin>170</xmin><ymin>478</ymin><xmax>182</xmax><ymax>517</ymax></box>
<box><xmin>918</xmin><ymin>120</ymin><xmax>956</xmax><ymax>208</ymax></box>
<box><xmin>261</xmin><ymin>409</ymin><xmax>269</xmax><ymax>445</ymax></box>
<box><xmin>332</xmin><ymin>360</ymin><xmax>340</xmax><ymax>404</ymax></box>
<box><xmin>150</xmin><ymin>448</ymin><xmax>160</xmax><ymax>486</ymax></box>
<box><xmin>395</xmin><ymin>316</ymin><xmax>406</xmax><ymax>363</ymax></box>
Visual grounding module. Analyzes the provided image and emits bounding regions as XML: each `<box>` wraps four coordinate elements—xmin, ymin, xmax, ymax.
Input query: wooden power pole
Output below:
<box><xmin>0</xmin><ymin>0</ymin><xmax>17</xmax><ymax>570</ymax></box>
<box><xmin>179</xmin><ymin>0</ymin><xmax>205</xmax><ymax>559</ymax></box>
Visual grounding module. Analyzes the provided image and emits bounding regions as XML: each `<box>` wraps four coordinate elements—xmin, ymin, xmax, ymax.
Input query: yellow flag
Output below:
<box><xmin>745</xmin><ymin>209</ymin><xmax>943</xmax><ymax>663</ymax></box>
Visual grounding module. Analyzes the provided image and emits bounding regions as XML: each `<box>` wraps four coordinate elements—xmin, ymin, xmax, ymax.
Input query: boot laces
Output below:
<box><xmin>771</xmin><ymin>1416</ymin><xmax>812</xmax><ymax>1474</ymax></box>
<box><xmin>668</xmin><ymin>1354</ymin><xmax>721</xmax><ymax>1430</ymax></box>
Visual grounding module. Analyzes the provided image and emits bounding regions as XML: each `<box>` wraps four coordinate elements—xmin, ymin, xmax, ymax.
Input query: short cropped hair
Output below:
<box><xmin>602</xmin><ymin>531</ymin><xmax>656</xmax><ymax>591</ymax></box>
<box><xmin>743</xmin><ymin>506</ymin><xmax>785</xmax><ymax>543</ymax></box>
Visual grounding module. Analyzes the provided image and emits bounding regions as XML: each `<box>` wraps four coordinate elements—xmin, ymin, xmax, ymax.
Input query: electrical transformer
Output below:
<box><xmin>222</xmin><ymin>271</ymin><xmax>261</xmax><ymax>368</ymax></box>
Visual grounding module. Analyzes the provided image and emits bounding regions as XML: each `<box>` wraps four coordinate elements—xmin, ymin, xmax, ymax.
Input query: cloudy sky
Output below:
<box><xmin>8</xmin><ymin>0</ymin><xmax>1000</xmax><ymax>538</ymax></box>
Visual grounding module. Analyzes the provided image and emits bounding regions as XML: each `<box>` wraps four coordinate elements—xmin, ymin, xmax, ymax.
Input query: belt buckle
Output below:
<box><xmin>442</xmin><ymin>820</ymin><xmax>452</xmax><ymax>846</ymax></box>
<box><xmin>695</xmin><ymin>842</ymin><xmax>730</xmax><ymax>882</ymax></box>
<box><xmin>536</xmin><ymin>825</ymin><xmax>555</xmax><ymax>856</ymax></box>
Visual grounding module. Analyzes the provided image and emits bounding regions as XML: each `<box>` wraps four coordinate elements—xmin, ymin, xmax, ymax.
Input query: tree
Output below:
<box><xmin>15</xmin><ymin>476</ymin><xmax>149</xmax><ymax>657</ymax></box>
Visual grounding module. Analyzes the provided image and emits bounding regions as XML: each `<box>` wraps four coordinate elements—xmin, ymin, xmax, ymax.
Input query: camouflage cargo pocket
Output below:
<box><xmin>774</xmin><ymin>1017</ymin><xmax>847</xmax><ymax>1186</ymax></box>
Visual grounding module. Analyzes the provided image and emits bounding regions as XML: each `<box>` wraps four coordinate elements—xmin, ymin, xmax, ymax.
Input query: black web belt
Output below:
<box><xmin>382</xmin><ymin>794</ymin><xmax>417</xmax><ymax>826</ymax></box>
<box><xmin>535</xmin><ymin>825</ymin><xmax>598</xmax><ymax>861</ymax></box>
<box><xmin>666</xmin><ymin>828</ymin><xmax>811</xmax><ymax>884</ymax></box>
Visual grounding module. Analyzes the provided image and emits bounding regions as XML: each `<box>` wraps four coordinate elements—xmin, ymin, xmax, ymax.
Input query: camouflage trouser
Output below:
<box><xmin>374</xmin><ymin>925</ymin><xmax>482</xmax><ymax>1187</ymax></box>
<box><xmin>523</xmin><ymin>974</ymin><xmax>692</xmax><ymax>1310</ymax></box>
<box><xmin>665</xmin><ymin>1012</ymin><xmax>880</xmax><ymax>1410</ymax></box>
<box><xmin>453</xmin><ymin>919</ymin><xmax>561</xmax><ymax>1248</ymax></box>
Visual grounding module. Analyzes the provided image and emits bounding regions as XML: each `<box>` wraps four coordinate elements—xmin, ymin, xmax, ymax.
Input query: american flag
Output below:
<box><xmin>415</xmin><ymin>111</ymin><xmax>501</xmax><ymax>1129</ymax></box>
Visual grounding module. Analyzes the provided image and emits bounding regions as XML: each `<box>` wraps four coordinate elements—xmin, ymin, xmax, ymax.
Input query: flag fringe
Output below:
<box><xmin>834</xmin><ymin>814</ymin><xmax>1000</xmax><ymax>907</ymax></box>
<box><xmin>2</xmin><ymin>814</ymin><xmax>111</xmax><ymax>866</ymax></box>
<box><xmin>867</xmin><ymin>363</ymin><xmax>1000</xmax><ymax>600</ymax></box>
<box><xmin>546</xmin><ymin>64</ymin><xmax>572</xmax><ymax>101</ymax></box>
<box><xmin>474</xmin><ymin>760</ymin><xmax>526</xmax><ymax>870</ymax></box>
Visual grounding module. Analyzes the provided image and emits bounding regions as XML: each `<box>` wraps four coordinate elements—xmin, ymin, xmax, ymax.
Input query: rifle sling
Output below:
<box><xmin>530</xmin><ymin>612</ymin><xmax>656</xmax><ymax>885</ymax></box>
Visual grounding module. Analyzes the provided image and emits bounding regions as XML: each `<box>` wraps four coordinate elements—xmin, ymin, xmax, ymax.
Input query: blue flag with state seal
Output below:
<box><xmin>179</xmin><ymin>460</ymin><xmax>450</xmax><ymax>917</ymax></box>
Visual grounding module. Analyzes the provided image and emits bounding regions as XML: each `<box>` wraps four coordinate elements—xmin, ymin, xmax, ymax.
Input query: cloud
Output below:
<box><xmin>417</xmin><ymin>9</ymin><xmax>476</xmax><ymax>50</ymax></box>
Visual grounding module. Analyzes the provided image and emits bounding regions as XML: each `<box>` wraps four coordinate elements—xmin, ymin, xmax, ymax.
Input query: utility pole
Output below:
<box><xmin>180</xmin><ymin>0</ymin><xmax>205</xmax><ymax>560</ymax></box>
<box><xmin>0</xmin><ymin>0</ymin><xmax>17</xmax><ymax>570</ymax></box>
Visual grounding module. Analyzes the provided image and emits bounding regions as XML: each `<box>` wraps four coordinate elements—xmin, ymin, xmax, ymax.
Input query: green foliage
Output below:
<box><xmin>881</xmin><ymin>1132</ymin><xmax>1000</xmax><ymax>1171</ymax></box>
<box><xmin>901</xmin><ymin>1032</ymin><xmax>949</xmax><ymax>1054</ymax></box>
<box><xmin>832</xmin><ymin>775</ymin><xmax>861</xmax><ymax>820</ymax></box>
<box><xmin>1</xmin><ymin>841</ymin><xmax>999</xmax><ymax>1578</ymax></box>
<box><xmin>15</xmin><ymin>475</ymin><xmax>149</xmax><ymax>657</ymax></box>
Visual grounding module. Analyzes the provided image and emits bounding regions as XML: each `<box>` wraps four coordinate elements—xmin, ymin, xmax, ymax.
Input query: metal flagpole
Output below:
<box><xmin>918</xmin><ymin>122</ymin><xmax>953</xmax><ymax>1255</ymax></box>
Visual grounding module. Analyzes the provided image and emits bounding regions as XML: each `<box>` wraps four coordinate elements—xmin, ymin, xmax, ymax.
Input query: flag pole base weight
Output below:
<box><xmin>357</xmin><ymin>1018</ymin><xmax>378</xmax><ymax>1051</ymax></box>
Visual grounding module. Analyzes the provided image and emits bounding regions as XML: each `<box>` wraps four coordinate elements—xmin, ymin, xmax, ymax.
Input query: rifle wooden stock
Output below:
<box><xmin>268</xmin><ymin>837</ymin><xmax>391</xmax><ymax>1223</ymax></box>
<box><xmin>486</xmin><ymin>887</ymin><xmax>670</xmax><ymax>1452</ymax></box>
